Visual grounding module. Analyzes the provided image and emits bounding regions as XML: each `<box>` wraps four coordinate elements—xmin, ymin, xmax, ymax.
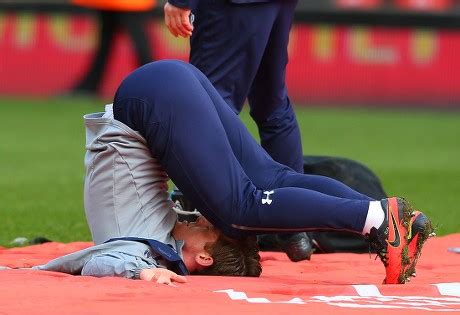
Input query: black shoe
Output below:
<box><xmin>276</xmin><ymin>232</ymin><xmax>314</xmax><ymax>262</ymax></box>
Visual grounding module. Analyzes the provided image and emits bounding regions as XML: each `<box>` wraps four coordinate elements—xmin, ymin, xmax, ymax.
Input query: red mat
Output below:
<box><xmin>1</xmin><ymin>235</ymin><xmax>459</xmax><ymax>314</ymax></box>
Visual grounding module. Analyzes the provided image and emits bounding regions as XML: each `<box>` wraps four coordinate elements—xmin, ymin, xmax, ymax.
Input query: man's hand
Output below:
<box><xmin>140</xmin><ymin>268</ymin><xmax>187</xmax><ymax>285</ymax></box>
<box><xmin>164</xmin><ymin>2</ymin><xmax>193</xmax><ymax>38</ymax></box>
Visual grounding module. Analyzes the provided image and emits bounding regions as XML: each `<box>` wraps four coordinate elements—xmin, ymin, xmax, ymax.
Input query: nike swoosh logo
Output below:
<box><xmin>388</xmin><ymin>212</ymin><xmax>401</xmax><ymax>247</ymax></box>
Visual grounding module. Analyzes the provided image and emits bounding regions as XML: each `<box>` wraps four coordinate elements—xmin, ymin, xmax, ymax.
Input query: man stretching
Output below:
<box><xmin>37</xmin><ymin>60</ymin><xmax>433</xmax><ymax>284</ymax></box>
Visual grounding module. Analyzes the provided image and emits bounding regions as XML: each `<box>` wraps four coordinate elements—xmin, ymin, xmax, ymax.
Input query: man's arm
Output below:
<box><xmin>164</xmin><ymin>1</ymin><xmax>193</xmax><ymax>38</ymax></box>
<box><xmin>81</xmin><ymin>252</ymin><xmax>186</xmax><ymax>285</ymax></box>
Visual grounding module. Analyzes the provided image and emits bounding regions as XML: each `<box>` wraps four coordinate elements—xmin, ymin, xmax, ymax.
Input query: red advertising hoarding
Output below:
<box><xmin>287</xmin><ymin>25</ymin><xmax>460</xmax><ymax>106</ymax></box>
<box><xmin>0</xmin><ymin>13</ymin><xmax>459</xmax><ymax>107</ymax></box>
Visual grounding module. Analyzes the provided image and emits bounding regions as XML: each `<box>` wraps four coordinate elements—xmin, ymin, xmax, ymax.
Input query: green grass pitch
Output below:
<box><xmin>0</xmin><ymin>97</ymin><xmax>459</xmax><ymax>246</ymax></box>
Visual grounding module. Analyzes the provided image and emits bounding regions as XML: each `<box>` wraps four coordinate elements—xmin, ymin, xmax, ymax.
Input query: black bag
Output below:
<box><xmin>304</xmin><ymin>155</ymin><xmax>387</xmax><ymax>253</ymax></box>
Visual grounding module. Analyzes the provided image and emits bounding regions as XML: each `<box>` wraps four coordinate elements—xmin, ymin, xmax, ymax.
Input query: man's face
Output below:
<box><xmin>172</xmin><ymin>216</ymin><xmax>221</xmax><ymax>271</ymax></box>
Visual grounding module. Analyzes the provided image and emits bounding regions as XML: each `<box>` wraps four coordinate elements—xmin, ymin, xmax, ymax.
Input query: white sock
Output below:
<box><xmin>362</xmin><ymin>201</ymin><xmax>385</xmax><ymax>235</ymax></box>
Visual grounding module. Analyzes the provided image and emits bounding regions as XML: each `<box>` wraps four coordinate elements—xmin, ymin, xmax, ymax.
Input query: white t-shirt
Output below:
<box><xmin>102</xmin><ymin>103</ymin><xmax>113</xmax><ymax>119</ymax></box>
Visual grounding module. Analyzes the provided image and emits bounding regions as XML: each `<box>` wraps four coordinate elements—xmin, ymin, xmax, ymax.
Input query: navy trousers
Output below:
<box><xmin>190</xmin><ymin>0</ymin><xmax>303</xmax><ymax>172</ymax></box>
<box><xmin>113</xmin><ymin>60</ymin><xmax>373</xmax><ymax>240</ymax></box>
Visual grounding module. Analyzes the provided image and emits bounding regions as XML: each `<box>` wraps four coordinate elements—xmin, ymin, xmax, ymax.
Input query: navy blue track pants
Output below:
<box><xmin>113</xmin><ymin>60</ymin><xmax>373</xmax><ymax>240</ymax></box>
<box><xmin>190</xmin><ymin>1</ymin><xmax>303</xmax><ymax>172</ymax></box>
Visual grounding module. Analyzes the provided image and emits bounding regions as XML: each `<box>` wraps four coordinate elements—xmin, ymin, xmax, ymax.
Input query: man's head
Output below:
<box><xmin>172</xmin><ymin>216</ymin><xmax>262</xmax><ymax>277</ymax></box>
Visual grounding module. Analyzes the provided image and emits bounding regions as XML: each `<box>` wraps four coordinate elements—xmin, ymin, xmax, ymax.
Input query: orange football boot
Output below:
<box><xmin>366</xmin><ymin>197</ymin><xmax>413</xmax><ymax>284</ymax></box>
<box><xmin>402</xmin><ymin>210</ymin><xmax>435</xmax><ymax>281</ymax></box>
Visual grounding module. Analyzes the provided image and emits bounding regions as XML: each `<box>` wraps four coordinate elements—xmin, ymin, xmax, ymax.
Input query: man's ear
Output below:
<box><xmin>195</xmin><ymin>252</ymin><xmax>213</xmax><ymax>267</ymax></box>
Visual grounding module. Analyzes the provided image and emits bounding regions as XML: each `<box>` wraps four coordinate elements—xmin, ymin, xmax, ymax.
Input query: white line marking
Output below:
<box><xmin>214</xmin><ymin>289</ymin><xmax>271</xmax><ymax>303</ymax></box>
<box><xmin>435</xmin><ymin>283</ymin><xmax>460</xmax><ymax>297</ymax></box>
<box><xmin>214</xmin><ymin>284</ymin><xmax>460</xmax><ymax>311</ymax></box>
<box><xmin>353</xmin><ymin>285</ymin><xmax>383</xmax><ymax>297</ymax></box>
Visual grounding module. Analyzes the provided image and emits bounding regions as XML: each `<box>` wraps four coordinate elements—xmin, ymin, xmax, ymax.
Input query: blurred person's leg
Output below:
<box><xmin>74</xmin><ymin>10</ymin><xmax>117</xmax><ymax>94</ymax></box>
<box><xmin>120</xmin><ymin>11</ymin><xmax>153</xmax><ymax>65</ymax></box>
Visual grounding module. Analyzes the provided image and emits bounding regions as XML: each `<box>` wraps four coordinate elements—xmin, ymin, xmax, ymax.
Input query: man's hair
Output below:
<box><xmin>194</xmin><ymin>235</ymin><xmax>262</xmax><ymax>277</ymax></box>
